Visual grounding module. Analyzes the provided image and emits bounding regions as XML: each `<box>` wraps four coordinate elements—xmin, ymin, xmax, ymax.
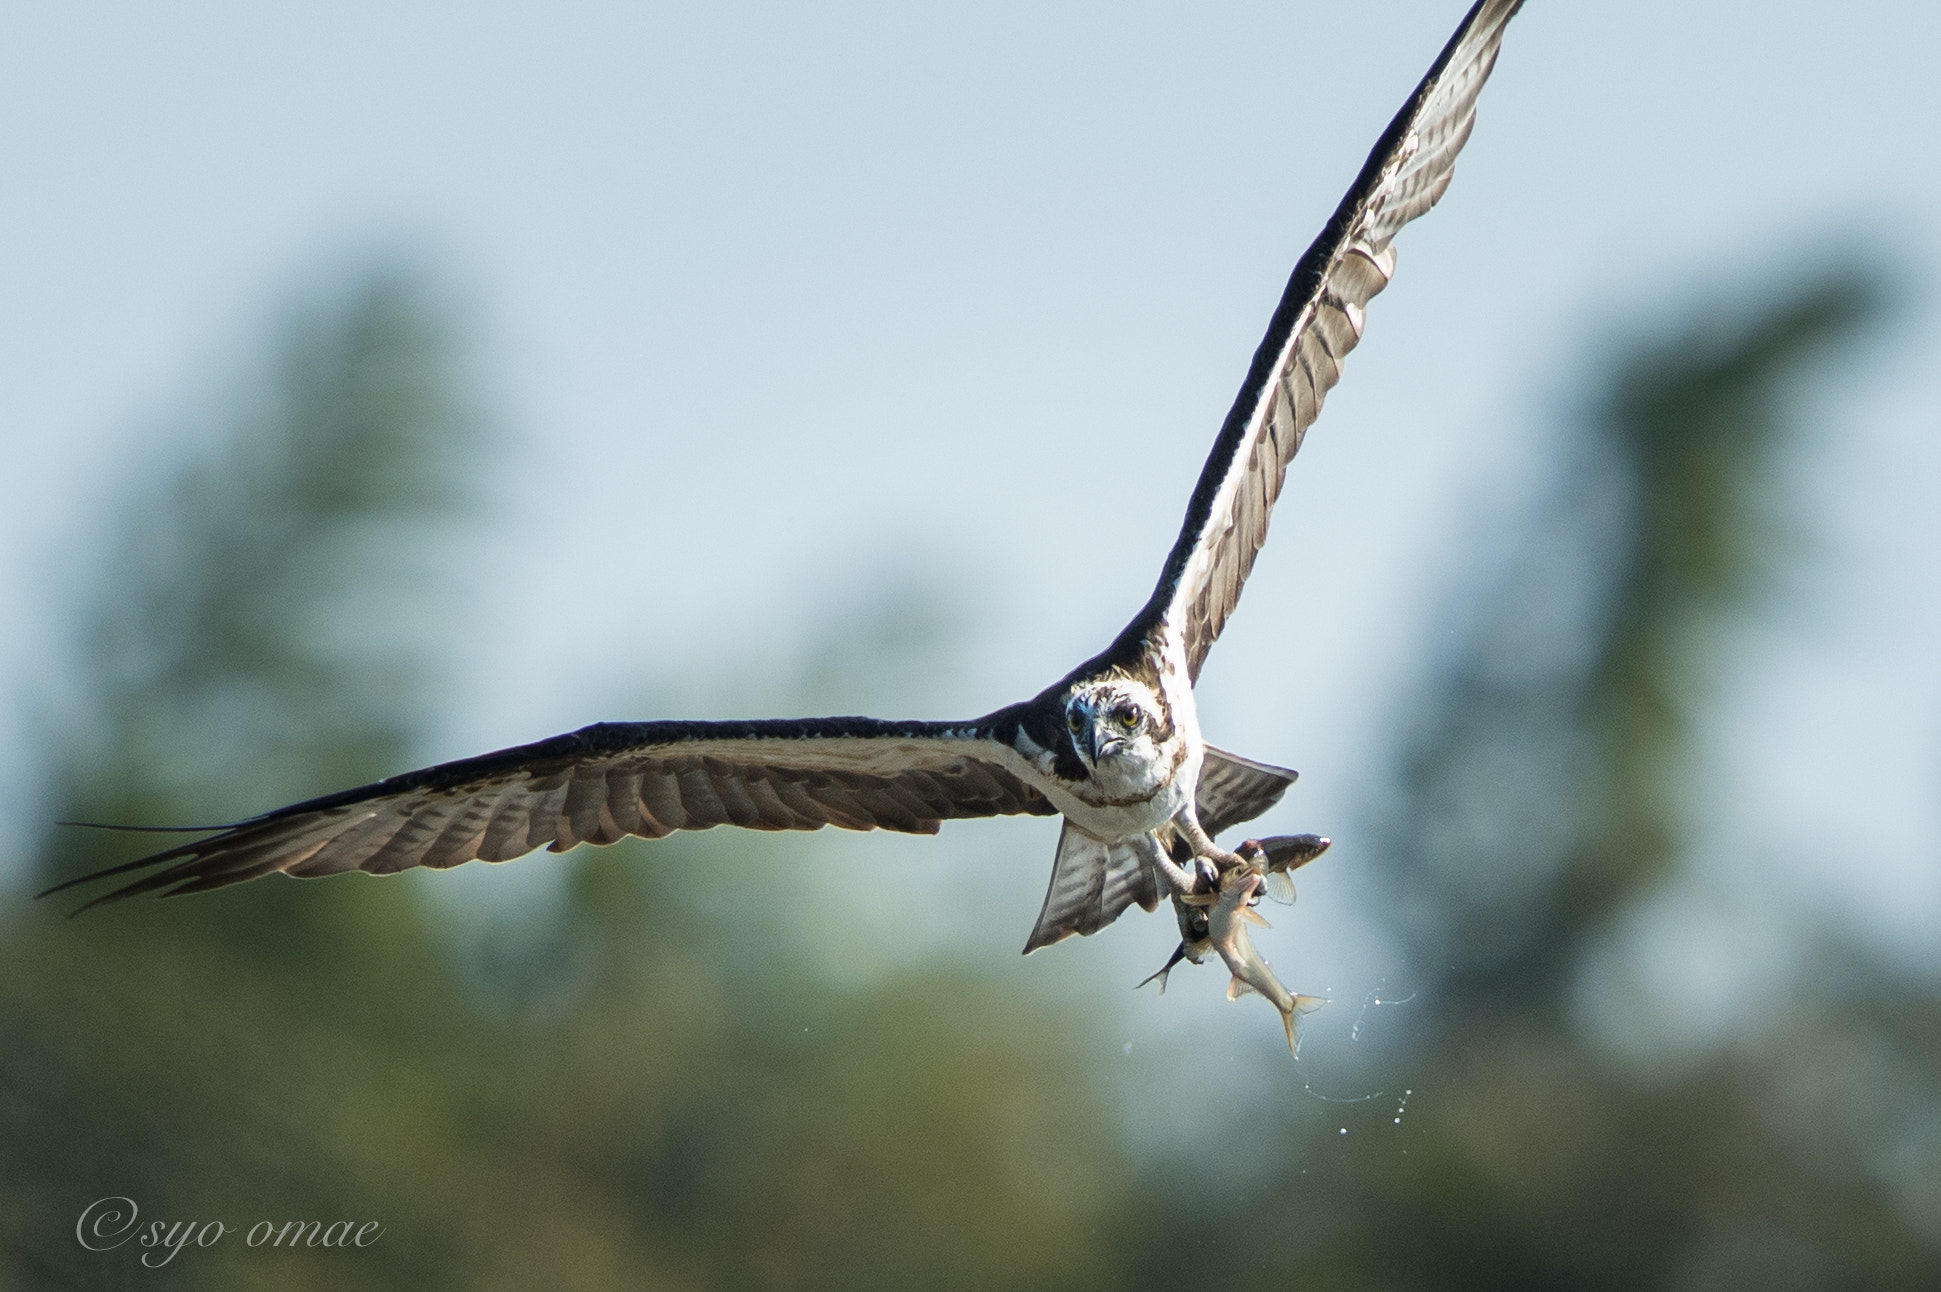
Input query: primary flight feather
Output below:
<box><xmin>45</xmin><ymin>0</ymin><xmax>1525</xmax><ymax>1046</ymax></box>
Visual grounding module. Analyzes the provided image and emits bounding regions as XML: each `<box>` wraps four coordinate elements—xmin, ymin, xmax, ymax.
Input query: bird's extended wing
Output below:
<box><xmin>1132</xmin><ymin>0</ymin><xmax>1522</xmax><ymax>680</ymax></box>
<box><xmin>42</xmin><ymin>717</ymin><xmax>1053</xmax><ymax>912</ymax></box>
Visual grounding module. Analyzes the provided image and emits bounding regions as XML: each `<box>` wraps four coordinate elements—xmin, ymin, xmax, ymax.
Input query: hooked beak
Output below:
<box><xmin>1072</xmin><ymin>723</ymin><xmax>1099</xmax><ymax>765</ymax></box>
<box><xmin>1094</xmin><ymin>731</ymin><xmax>1127</xmax><ymax>760</ymax></box>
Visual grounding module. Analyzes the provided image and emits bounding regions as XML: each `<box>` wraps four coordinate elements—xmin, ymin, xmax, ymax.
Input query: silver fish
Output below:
<box><xmin>1208</xmin><ymin>866</ymin><xmax>1324</xmax><ymax>1055</ymax></box>
<box><xmin>1138</xmin><ymin>833</ymin><xmax>1331</xmax><ymax>991</ymax></box>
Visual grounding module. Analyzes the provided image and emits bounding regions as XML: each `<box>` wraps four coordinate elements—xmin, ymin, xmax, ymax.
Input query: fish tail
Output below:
<box><xmin>1138</xmin><ymin>944</ymin><xmax>1187</xmax><ymax>993</ymax></box>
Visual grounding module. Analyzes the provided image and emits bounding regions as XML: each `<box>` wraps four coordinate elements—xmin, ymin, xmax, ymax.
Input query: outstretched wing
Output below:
<box><xmin>42</xmin><ymin>717</ymin><xmax>1054</xmax><ymax>912</ymax></box>
<box><xmin>1133</xmin><ymin>0</ymin><xmax>1523</xmax><ymax>680</ymax></box>
<box><xmin>1021</xmin><ymin>746</ymin><xmax>1296</xmax><ymax>952</ymax></box>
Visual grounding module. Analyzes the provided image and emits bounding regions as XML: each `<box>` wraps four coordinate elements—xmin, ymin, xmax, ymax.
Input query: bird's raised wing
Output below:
<box><xmin>1133</xmin><ymin>0</ymin><xmax>1522</xmax><ymax>680</ymax></box>
<box><xmin>41</xmin><ymin>717</ymin><xmax>1053</xmax><ymax>912</ymax></box>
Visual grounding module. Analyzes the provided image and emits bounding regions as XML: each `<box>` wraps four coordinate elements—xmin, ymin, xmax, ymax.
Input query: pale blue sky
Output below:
<box><xmin>3</xmin><ymin>1</ymin><xmax>1937</xmax><ymax>1051</ymax></box>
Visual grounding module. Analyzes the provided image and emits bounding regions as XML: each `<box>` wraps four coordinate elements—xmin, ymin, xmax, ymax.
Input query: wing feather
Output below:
<box><xmin>1195</xmin><ymin>746</ymin><xmax>1299</xmax><ymax>839</ymax></box>
<box><xmin>1130</xmin><ymin>0</ymin><xmax>1522</xmax><ymax>678</ymax></box>
<box><xmin>1023</xmin><ymin>824</ymin><xmax>1161</xmax><ymax>954</ymax></box>
<box><xmin>42</xmin><ymin>717</ymin><xmax>1053</xmax><ymax>911</ymax></box>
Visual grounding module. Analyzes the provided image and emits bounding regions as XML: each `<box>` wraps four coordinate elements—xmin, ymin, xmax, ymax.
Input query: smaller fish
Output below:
<box><xmin>1247</xmin><ymin>833</ymin><xmax>1331</xmax><ymax>905</ymax></box>
<box><xmin>1137</xmin><ymin>893</ymin><xmax>1211</xmax><ymax>993</ymax></box>
<box><xmin>1208</xmin><ymin>866</ymin><xmax>1325</xmax><ymax>1055</ymax></box>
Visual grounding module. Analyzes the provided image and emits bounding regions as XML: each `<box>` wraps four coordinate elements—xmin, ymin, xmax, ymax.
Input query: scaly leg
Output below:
<box><xmin>1171</xmin><ymin>808</ymin><xmax>1251</xmax><ymax>879</ymax></box>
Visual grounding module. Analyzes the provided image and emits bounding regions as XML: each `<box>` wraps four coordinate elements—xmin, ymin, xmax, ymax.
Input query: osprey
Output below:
<box><xmin>47</xmin><ymin>1</ymin><xmax>1523</xmax><ymax>1030</ymax></box>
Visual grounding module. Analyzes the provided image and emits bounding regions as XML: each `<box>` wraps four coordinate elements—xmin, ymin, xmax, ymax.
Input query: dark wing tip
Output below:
<box><xmin>1128</xmin><ymin>0</ymin><xmax>1526</xmax><ymax>676</ymax></box>
<box><xmin>54</xmin><ymin>819</ymin><xmax>244</xmax><ymax>833</ymax></box>
<box><xmin>35</xmin><ymin>847</ymin><xmax>198</xmax><ymax>906</ymax></box>
<box><xmin>33</xmin><ymin>821</ymin><xmax>233</xmax><ymax>912</ymax></box>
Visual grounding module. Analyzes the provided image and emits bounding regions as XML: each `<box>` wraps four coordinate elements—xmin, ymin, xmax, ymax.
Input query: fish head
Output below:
<box><xmin>1215</xmin><ymin>865</ymin><xmax>1262</xmax><ymax>914</ymax></box>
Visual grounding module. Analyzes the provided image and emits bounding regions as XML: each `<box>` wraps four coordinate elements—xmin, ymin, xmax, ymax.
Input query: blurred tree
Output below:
<box><xmin>34</xmin><ymin>268</ymin><xmax>478</xmax><ymax>980</ymax></box>
<box><xmin>1382</xmin><ymin>268</ymin><xmax>1884</xmax><ymax>1018</ymax></box>
<box><xmin>1111</xmin><ymin>264</ymin><xmax>1941</xmax><ymax>1289</ymax></box>
<box><xmin>4</xmin><ymin>267</ymin><xmax>490</xmax><ymax>1288</ymax></box>
<box><xmin>1</xmin><ymin>264</ymin><xmax>1134</xmax><ymax>1290</ymax></box>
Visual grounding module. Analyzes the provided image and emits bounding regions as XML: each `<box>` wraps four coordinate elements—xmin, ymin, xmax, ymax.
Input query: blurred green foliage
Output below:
<box><xmin>3</xmin><ymin>269</ymin><xmax>1128</xmax><ymax>1289</ymax></box>
<box><xmin>1131</xmin><ymin>266</ymin><xmax>1941</xmax><ymax>1288</ymax></box>
<box><xmin>4</xmin><ymin>256</ymin><xmax>1938</xmax><ymax>1290</ymax></box>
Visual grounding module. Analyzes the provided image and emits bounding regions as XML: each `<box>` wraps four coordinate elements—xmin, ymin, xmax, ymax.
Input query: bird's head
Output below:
<box><xmin>1062</xmin><ymin>680</ymin><xmax>1167</xmax><ymax>773</ymax></box>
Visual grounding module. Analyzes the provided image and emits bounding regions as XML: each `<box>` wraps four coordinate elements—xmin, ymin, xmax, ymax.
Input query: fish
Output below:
<box><xmin>1208</xmin><ymin>866</ymin><xmax>1325</xmax><ymax>1055</ymax></box>
<box><xmin>1137</xmin><ymin>892</ymin><xmax>1210</xmax><ymax>993</ymax></box>
<box><xmin>1136</xmin><ymin>833</ymin><xmax>1331</xmax><ymax>991</ymax></box>
<box><xmin>1253</xmin><ymin>833</ymin><xmax>1330</xmax><ymax>905</ymax></box>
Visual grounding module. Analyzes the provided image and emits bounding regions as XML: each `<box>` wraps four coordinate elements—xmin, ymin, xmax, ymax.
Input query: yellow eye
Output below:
<box><xmin>1067</xmin><ymin>711</ymin><xmax>1084</xmax><ymax>732</ymax></box>
<box><xmin>1118</xmin><ymin>709</ymin><xmax>1140</xmax><ymax>731</ymax></box>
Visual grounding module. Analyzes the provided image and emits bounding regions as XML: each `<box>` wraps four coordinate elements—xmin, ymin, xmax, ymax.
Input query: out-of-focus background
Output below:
<box><xmin>4</xmin><ymin>1</ymin><xmax>1939</xmax><ymax>1286</ymax></box>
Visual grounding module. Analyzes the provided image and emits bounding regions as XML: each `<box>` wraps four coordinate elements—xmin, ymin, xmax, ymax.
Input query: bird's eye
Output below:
<box><xmin>1118</xmin><ymin>709</ymin><xmax>1141</xmax><ymax>731</ymax></box>
<box><xmin>1067</xmin><ymin>711</ymin><xmax>1084</xmax><ymax>732</ymax></box>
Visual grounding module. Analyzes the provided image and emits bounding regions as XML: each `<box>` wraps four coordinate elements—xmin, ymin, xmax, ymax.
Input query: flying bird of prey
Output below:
<box><xmin>46</xmin><ymin>0</ymin><xmax>1524</xmax><ymax>1042</ymax></box>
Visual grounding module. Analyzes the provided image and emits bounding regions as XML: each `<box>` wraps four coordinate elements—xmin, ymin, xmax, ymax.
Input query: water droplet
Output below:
<box><xmin>1122</xmin><ymin>1042</ymin><xmax>1134</xmax><ymax>1056</ymax></box>
<box><xmin>1339</xmin><ymin>1127</ymin><xmax>1348</xmax><ymax>1135</ymax></box>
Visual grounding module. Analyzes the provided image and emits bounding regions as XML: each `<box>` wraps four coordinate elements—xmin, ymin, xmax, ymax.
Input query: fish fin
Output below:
<box><xmin>1262</xmin><ymin>871</ymin><xmax>1297</xmax><ymax>905</ymax></box>
<box><xmin>1226</xmin><ymin>977</ymin><xmax>1256</xmax><ymax>1001</ymax></box>
<box><xmin>1241</xmin><ymin>907</ymin><xmax>1270</xmax><ymax>927</ymax></box>
<box><xmin>1279</xmin><ymin>997</ymin><xmax>1328</xmax><ymax>1058</ymax></box>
